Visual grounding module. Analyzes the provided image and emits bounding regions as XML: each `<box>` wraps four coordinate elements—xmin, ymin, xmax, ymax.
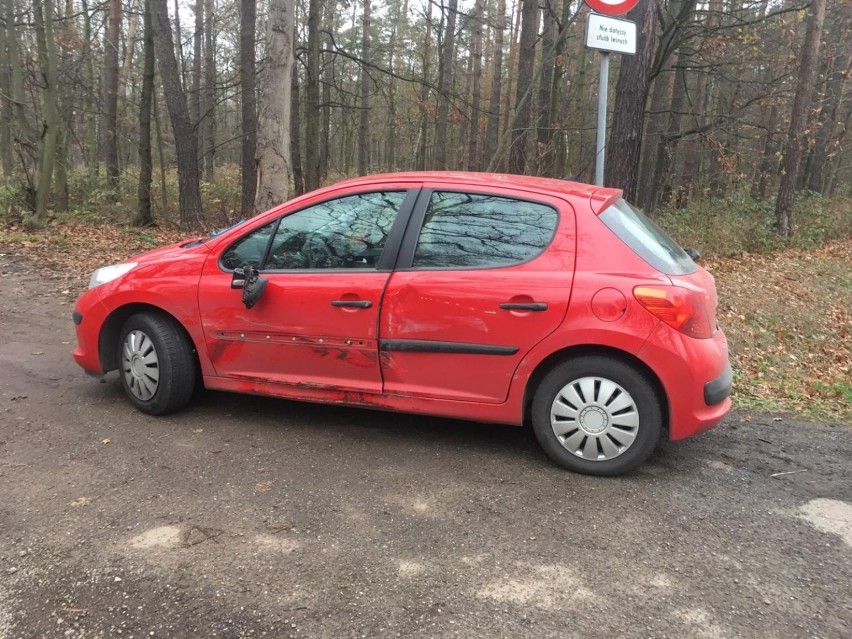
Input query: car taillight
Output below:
<box><xmin>633</xmin><ymin>286</ymin><xmax>714</xmax><ymax>339</ymax></box>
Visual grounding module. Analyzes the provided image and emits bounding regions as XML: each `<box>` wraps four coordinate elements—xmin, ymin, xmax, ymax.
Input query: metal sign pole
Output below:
<box><xmin>595</xmin><ymin>51</ymin><xmax>610</xmax><ymax>187</ymax></box>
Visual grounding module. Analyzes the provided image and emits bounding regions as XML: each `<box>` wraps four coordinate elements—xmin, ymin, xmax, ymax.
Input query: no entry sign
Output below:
<box><xmin>585</xmin><ymin>0</ymin><xmax>640</xmax><ymax>17</ymax></box>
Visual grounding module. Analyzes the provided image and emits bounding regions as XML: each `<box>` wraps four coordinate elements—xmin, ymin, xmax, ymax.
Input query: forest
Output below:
<box><xmin>0</xmin><ymin>0</ymin><xmax>849</xmax><ymax>237</ymax></box>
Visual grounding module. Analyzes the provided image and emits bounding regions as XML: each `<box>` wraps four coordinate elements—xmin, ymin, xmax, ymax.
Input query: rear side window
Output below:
<box><xmin>599</xmin><ymin>200</ymin><xmax>697</xmax><ymax>275</ymax></box>
<box><xmin>412</xmin><ymin>192</ymin><xmax>558</xmax><ymax>269</ymax></box>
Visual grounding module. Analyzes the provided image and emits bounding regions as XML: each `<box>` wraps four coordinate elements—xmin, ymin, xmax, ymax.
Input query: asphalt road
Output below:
<box><xmin>0</xmin><ymin>253</ymin><xmax>850</xmax><ymax>638</ymax></box>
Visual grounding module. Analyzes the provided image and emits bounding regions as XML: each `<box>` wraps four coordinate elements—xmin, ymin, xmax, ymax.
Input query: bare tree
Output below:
<box><xmin>466</xmin><ymin>0</ymin><xmax>484</xmax><ymax>171</ymax></box>
<box><xmin>137</xmin><ymin>0</ymin><xmax>155</xmax><ymax>227</ymax></box>
<box><xmin>604</xmin><ymin>0</ymin><xmax>656</xmax><ymax>202</ymax></box>
<box><xmin>508</xmin><ymin>0</ymin><xmax>537</xmax><ymax>175</ymax></box>
<box><xmin>776</xmin><ymin>0</ymin><xmax>827</xmax><ymax>236</ymax></box>
<box><xmin>434</xmin><ymin>0</ymin><xmax>458</xmax><ymax>170</ymax></box>
<box><xmin>304</xmin><ymin>0</ymin><xmax>321</xmax><ymax>190</ymax></box>
<box><xmin>255</xmin><ymin>0</ymin><xmax>295</xmax><ymax>212</ymax></box>
<box><xmin>357</xmin><ymin>0</ymin><xmax>372</xmax><ymax>176</ymax></box>
<box><xmin>483</xmin><ymin>0</ymin><xmax>506</xmax><ymax>172</ymax></box>
<box><xmin>103</xmin><ymin>0</ymin><xmax>121</xmax><ymax>183</ymax></box>
<box><xmin>32</xmin><ymin>0</ymin><xmax>58</xmax><ymax>223</ymax></box>
<box><xmin>240</xmin><ymin>0</ymin><xmax>257</xmax><ymax>215</ymax></box>
<box><xmin>150</xmin><ymin>0</ymin><xmax>203</xmax><ymax>228</ymax></box>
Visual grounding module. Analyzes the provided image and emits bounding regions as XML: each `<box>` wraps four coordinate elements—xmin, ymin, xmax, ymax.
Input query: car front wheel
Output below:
<box><xmin>531</xmin><ymin>356</ymin><xmax>662</xmax><ymax>476</ymax></box>
<box><xmin>118</xmin><ymin>312</ymin><xmax>196</xmax><ymax>415</ymax></box>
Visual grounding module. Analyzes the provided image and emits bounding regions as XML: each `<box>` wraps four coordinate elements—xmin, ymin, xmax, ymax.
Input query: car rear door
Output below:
<box><xmin>379</xmin><ymin>186</ymin><xmax>576</xmax><ymax>403</ymax></box>
<box><xmin>198</xmin><ymin>188</ymin><xmax>418</xmax><ymax>393</ymax></box>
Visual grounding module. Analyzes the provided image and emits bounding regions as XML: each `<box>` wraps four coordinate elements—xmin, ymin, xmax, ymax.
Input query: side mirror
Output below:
<box><xmin>684</xmin><ymin>247</ymin><xmax>701</xmax><ymax>262</ymax></box>
<box><xmin>233</xmin><ymin>264</ymin><xmax>268</xmax><ymax>309</ymax></box>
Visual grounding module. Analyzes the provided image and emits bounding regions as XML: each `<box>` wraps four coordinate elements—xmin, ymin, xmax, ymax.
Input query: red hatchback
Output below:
<box><xmin>73</xmin><ymin>172</ymin><xmax>731</xmax><ymax>475</ymax></box>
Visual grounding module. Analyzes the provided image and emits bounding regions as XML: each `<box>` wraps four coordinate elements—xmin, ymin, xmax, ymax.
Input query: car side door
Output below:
<box><xmin>379</xmin><ymin>187</ymin><xmax>576</xmax><ymax>403</ymax></box>
<box><xmin>198</xmin><ymin>188</ymin><xmax>418</xmax><ymax>393</ymax></box>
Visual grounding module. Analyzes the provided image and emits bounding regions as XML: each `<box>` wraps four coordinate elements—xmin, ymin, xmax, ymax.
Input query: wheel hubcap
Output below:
<box><xmin>550</xmin><ymin>376</ymin><xmax>639</xmax><ymax>461</ymax></box>
<box><xmin>121</xmin><ymin>330</ymin><xmax>160</xmax><ymax>401</ymax></box>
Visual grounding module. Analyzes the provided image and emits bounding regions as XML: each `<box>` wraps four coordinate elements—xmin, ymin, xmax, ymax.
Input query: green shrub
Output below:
<box><xmin>654</xmin><ymin>191</ymin><xmax>852</xmax><ymax>257</ymax></box>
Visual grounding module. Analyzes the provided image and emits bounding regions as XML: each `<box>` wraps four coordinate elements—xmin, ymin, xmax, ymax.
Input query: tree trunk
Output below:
<box><xmin>385</xmin><ymin>0</ymin><xmax>407</xmax><ymax>171</ymax></box>
<box><xmin>240</xmin><ymin>0</ymin><xmax>257</xmax><ymax>215</ymax></box>
<box><xmin>137</xmin><ymin>0</ymin><xmax>155</xmax><ymax>227</ymax></box>
<box><xmin>119</xmin><ymin>0</ymin><xmax>140</xmax><ymax>97</ymax></box>
<box><xmin>604</xmin><ymin>0</ymin><xmax>656</xmax><ymax>202</ymax></box>
<box><xmin>483</xmin><ymin>0</ymin><xmax>505</xmax><ymax>172</ymax></box>
<box><xmin>255</xmin><ymin>0</ymin><xmax>294</xmax><ymax>212</ymax></box>
<box><xmin>304</xmin><ymin>0</ymin><xmax>321</xmax><ymax>190</ymax></box>
<box><xmin>414</xmin><ymin>0</ymin><xmax>433</xmax><ymax>170</ymax></box>
<box><xmin>153</xmin><ymin>84</ymin><xmax>169</xmax><ymax>214</ymax></box>
<box><xmin>319</xmin><ymin>0</ymin><xmax>337</xmax><ymax>181</ymax></box>
<box><xmin>192</xmin><ymin>0</ymin><xmax>202</xmax><ymax>163</ymax></box>
<box><xmin>466</xmin><ymin>0</ymin><xmax>484</xmax><ymax>171</ymax></box>
<box><xmin>103</xmin><ymin>0</ymin><xmax>121</xmax><ymax>183</ymax></box>
<box><xmin>0</xmin><ymin>1</ymin><xmax>13</xmax><ymax>178</ymax></box>
<box><xmin>508</xmin><ymin>0</ymin><xmax>537</xmax><ymax>175</ymax></box>
<box><xmin>357</xmin><ymin>0</ymin><xmax>372</xmax><ymax>175</ymax></box>
<box><xmin>535</xmin><ymin>0</ymin><xmax>556</xmax><ymax>176</ymax></box>
<box><xmin>32</xmin><ymin>0</ymin><xmax>58</xmax><ymax>222</ymax></box>
<box><xmin>433</xmin><ymin>0</ymin><xmax>458</xmax><ymax>170</ymax></box>
<box><xmin>202</xmin><ymin>0</ymin><xmax>215</xmax><ymax>180</ymax></box>
<box><xmin>775</xmin><ymin>0</ymin><xmax>826</xmax><ymax>237</ymax></box>
<box><xmin>150</xmin><ymin>0</ymin><xmax>203</xmax><ymax>229</ymax></box>
<box><xmin>805</xmin><ymin>46</ymin><xmax>851</xmax><ymax>194</ymax></box>
<box><xmin>290</xmin><ymin>46</ymin><xmax>304</xmax><ymax>197</ymax></box>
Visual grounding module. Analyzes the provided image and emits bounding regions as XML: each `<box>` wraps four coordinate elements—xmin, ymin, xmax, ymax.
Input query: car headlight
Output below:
<box><xmin>88</xmin><ymin>262</ymin><xmax>138</xmax><ymax>289</ymax></box>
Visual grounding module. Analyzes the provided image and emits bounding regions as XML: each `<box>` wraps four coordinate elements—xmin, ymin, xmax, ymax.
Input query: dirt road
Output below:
<box><xmin>0</xmin><ymin>252</ymin><xmax>850</xmax><ymax>638</ymax></box>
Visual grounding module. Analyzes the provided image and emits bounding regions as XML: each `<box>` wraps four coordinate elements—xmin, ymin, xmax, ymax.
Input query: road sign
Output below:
<box><xmin>585</xmin><ymin>13</ymin><xmax>637</xmax><ymax>55</ymax></box>
<box><xmin>585</xmin><ymin>0</ymin><xmax>640</xmax><ymax>17</ymax></box>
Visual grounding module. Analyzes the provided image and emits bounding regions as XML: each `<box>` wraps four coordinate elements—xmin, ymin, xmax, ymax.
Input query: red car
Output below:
<box><xmin>73</xmin><ymin>172</ymin><xmax>731</xmax><ymax>475</ymax></box>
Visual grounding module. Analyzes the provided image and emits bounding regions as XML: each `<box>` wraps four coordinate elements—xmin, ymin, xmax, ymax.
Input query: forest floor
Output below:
<box><xmin>0</xmin><ymin>244</ymin><xmax>850</xmax><ymax>637</ymax></box>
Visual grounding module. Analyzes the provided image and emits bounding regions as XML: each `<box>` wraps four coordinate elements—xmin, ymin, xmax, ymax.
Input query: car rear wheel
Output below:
<box><xmin>118</xmin><ymin>313</ymin><xmax>196</xmax><ymax>415</ymax></box>
<box><xmin>531</xmin><ymin>356</ymin><xmax>661</xmax><ymax>476</ymax></box>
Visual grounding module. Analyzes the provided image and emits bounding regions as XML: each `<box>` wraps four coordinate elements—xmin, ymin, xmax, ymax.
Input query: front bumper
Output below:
<box><xmin>72</xmin><ymin>287</ymin><xmax>108</xmax><ymax>375</ymax></box>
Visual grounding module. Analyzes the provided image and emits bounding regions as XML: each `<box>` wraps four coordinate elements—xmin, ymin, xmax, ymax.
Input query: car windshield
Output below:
<box><xmin>599</xmin><ymin>199</ymin><xmax>697</xmax><ymax>275</ymax></box>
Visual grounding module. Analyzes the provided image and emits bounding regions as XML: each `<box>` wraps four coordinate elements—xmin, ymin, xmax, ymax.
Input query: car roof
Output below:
<box><xmin>329</xmin><ymin>171</ymin><xmax>621</xmax><ymax>207</ymax></box>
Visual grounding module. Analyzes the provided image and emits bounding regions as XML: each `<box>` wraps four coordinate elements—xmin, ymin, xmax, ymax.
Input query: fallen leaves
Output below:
<box><xmin>711</xmin><ymin>239</ymin><xmax>852</xmax><ymax>421</ymax></box>
<box><xmin>255</xmin><ymin>481</ymin><xmax>273</xmax><ymax>493</ymax></box>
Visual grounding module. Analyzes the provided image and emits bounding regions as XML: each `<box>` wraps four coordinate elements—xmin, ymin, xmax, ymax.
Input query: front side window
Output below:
<box><xmin>412</xmin><ymin>192</ymin><xmax>559</xmax><ymax>269</ymax></box>
<box><xmin>220</xmin><ymin>221</ymin><xmax>275</xmax><ymax>270</ymax></box>
<box><xmin>220</xmin><ymin>192</ymin><xmax>406</xmax><ymax>271</ymax></box>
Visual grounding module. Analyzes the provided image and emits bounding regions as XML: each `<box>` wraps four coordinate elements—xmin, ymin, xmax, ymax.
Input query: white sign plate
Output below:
<box><xmin>585</xmin><ymin>13</ymin><xmax>637</xmax><ymax>55</ymax></box>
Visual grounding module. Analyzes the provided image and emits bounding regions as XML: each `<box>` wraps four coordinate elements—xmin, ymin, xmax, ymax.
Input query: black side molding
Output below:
<box><xmin>380</xmin><ymin>339</ymin><xmax>519</xmax><ymax>356</ymax></box>
<box><xmin>72</xmin><ymin>311</ymin><xmax>83</xmax><ymax>326</ymax></box>
<box><xmin>704</xmin><ymin>363</ymin><xmax>733</xmax><ymax>405</ymax></box>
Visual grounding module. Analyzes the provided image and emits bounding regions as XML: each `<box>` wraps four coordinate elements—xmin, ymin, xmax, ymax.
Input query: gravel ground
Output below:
<box><xmin>0</xmin><ymin>253</ymin><xmax>850</xmax><ymax>638</ymax></box>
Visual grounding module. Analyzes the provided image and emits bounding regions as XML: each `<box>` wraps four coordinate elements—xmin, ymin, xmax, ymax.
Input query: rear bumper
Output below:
<box><xmin>638</xmin><ymin>324</ymin><xmax>732</xmax><ymax>441</ymax></box>
<box><xmin>705</xmin><ymin>362</ymin><xmax>733</xmax><ymax>406</ymax></box>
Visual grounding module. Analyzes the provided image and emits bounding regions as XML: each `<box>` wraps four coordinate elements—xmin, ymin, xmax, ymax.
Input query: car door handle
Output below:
<box><xmin>331</xmin><ymin>300</ymin><xmax>373</xmax><ymax>309</ymax></box>
<box><xmin>499</xmin><ymin>302</ymin><xmax>548</xmax><ymax>312</ymax></box>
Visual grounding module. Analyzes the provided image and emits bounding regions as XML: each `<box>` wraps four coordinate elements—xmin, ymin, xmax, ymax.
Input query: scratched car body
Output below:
<box><xmin>72</xmin><ymin>172</ymin><xmax>731</xmax><ymax>475</ymax></box>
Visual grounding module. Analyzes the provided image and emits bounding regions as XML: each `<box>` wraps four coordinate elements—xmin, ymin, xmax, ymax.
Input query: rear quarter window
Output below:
<box><xmin>599</xmin><ymin>200</ymin><xmax>697</xmax><ymax>275</ymax></box>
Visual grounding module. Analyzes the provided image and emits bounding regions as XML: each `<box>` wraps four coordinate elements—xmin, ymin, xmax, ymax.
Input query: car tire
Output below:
<box><xmin>117</xmin><ymin>312</ymin><xmax>196</xmax><ymax>415</ymax></box>
<box><xmin>531</xmin><ymin>356</ymin><xmax>662</xmax><ymax>476</ymax></box>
